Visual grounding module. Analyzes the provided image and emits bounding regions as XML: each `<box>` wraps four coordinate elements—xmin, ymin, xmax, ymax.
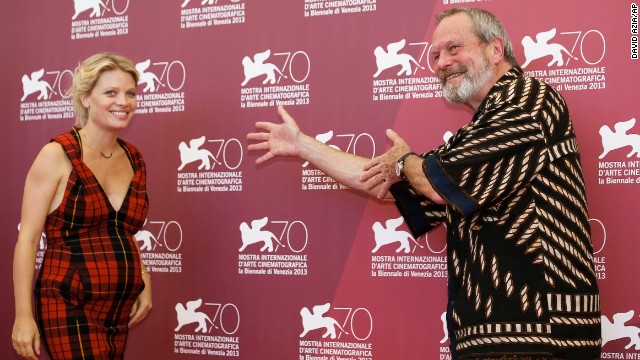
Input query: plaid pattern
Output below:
<box><xmin>35</xmin><ymin>128</ymin><xmax>149</xmax><ymax>359</ymax></box>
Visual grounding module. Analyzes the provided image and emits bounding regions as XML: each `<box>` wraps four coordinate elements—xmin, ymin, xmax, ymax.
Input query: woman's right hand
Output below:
<box><xmin>12</xmin><ymin>317</ymin><xmax>41</xmax><ymax>360</ymax></box>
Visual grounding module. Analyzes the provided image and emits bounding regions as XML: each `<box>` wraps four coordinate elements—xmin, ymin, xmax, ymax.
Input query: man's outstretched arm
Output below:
<box><xmin>247</xmin><ymin>106</ymin><xmax>392</xmax><ymax>199</ymax></box>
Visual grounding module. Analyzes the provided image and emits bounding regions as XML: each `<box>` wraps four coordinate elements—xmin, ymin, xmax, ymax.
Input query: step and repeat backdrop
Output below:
<box><xmin>1</xmin><ymin>0</ymin><xmax>639</xmax><ymax>359</ymax></box>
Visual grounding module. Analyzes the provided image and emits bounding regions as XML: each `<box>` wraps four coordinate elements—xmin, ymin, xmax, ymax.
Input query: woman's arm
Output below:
<box><xmin>12</xmin><ymin>143</ymin><xmax>69</xmax><ymax>360</ymax></box>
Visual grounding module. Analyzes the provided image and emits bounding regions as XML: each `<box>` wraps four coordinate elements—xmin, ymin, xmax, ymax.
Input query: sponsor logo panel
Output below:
<box><xmin>70</xmin><ymin>0</ymin><xmax>130</xmax><ymax>40</ymax></box>
<box><xmin>237</xmin><ymin>216</ymin><xmax>309</xmax><ymax>276</ymax></box>
<box><xmin>240</xmin><ymin>49</ymin><xmax>311</xmax><ymax>109</ymax></box>
<box><xmin>174</xmin><ymin>298</ymin><xmax>241</xmax><ymax>356</ymax></box>
<box><xmin>180</xmin><ymin>0</ymin><xmax>246</xmax><ymax>28</ymax></box>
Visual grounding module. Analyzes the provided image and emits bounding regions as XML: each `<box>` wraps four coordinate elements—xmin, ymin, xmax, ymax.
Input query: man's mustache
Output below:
<box><xmin>439</xmin><ymin>65</ymin><xmax>468</xmax><ymax>83</ymax></box>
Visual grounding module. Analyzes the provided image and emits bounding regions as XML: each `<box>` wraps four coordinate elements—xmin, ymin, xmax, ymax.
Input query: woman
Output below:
<box><xmin>12</xmin><ymin>53</ymin><xmax>152</xmax><ymax>359</ymax></box>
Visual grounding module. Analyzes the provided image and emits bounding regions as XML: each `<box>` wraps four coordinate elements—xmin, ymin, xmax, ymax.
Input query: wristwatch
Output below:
<box><xmin>395</xmin><ymin>152</ymin><xmax>416</xmax><ymax>179</ymax></box>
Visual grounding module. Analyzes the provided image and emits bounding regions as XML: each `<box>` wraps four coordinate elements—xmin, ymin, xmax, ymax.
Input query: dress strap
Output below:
<box><xmin>118</xmin><ymin>138</ymin><xmax>141</xmax><ymax>172</ymax></box>
<box><xmin>51</xmin><ymin>128</ymin><xmax>82</xmax><ymax>161</ymax></box>
<box><xmin>50</xmin><ymin>128</ymin><xmax>91</xmax><ymax>182</ymax></box>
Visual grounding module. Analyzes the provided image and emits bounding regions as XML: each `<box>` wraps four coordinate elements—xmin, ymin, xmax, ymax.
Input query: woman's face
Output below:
<box><xmin>81</xmin><ymin>69</ymin><xmax>137</xmax><ymax>131</ymax></box>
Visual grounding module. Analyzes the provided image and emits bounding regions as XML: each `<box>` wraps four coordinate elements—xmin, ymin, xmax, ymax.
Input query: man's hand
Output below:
<box><xmin>362</xmin><ymin>129</ymin><xmax>412</xmax><ymax>199</ymax></box>
<box><xmin>247</xmin><ymin>106</ymin><xmax>302</xmax><ymax>164</ymax></box>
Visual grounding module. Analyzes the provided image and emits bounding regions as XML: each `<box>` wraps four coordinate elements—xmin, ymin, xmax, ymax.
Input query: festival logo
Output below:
<box><xmin>134</xmin><ymin>58</ymin><xmax>186</xmax><ymax>115</ymax></box>
<box><xmin>239</xmin><ymin>217</ymin><xmax>284</xmax><ymax>253</ymax></box>
<box><xmin>17</xmin><ymin>223</ymin><xmax>47</xmax><ymax>270</ymax></box>
<box><xmin>373</xmin><ymin>39</ymin><xmax>424</xmax><ymax>78</ymax></box>
<box><xmin>598</xmin><ymin>118</ymin><xmax>640</xmax><ymax>159</ymax></box>
<box><xmin>135</xmin><ymin>218</ymin><xmax>184</xmax><ymax>274</ymax></box>
<box><xmin>175</xmin><ymin>299</ymin><xmax>219</xmax><ymax>333</ymax></box>
<box><xmin>370</xmin><ymin>216</ymin><xmax>447</xmax><ymax>279</ymax></box>
<box><xmin>237</xmin><ymin>216</ymin><xmax>309</xmax><ymax>276</ymax></box>
<box><xmin>438</xmin><ymin>311</ymin><xmax>451</xmax><ymax>359</ymax></box>
<box><xmin>519</xmin><ymin>26</ymin><xmax>606</xmax><ymax>92</ymax></box>
<box><xmin>21</xmin><ymin>69</ymin><xmax>56</xmax><ymax>101</ymax></box>
<box><xmin>136</xmin><ymin>60</ymin><xmax>163</xmax><ymax>93</ymax></box>
<box><xmin>596</xmin><ymin>118</ymin><xmax>640</xmax><ymax>186</ymax></box>
<box><xmin>438</xmin><ymin>311</ymin><xmax>449</xmax><ymax>344</ymax></box>
<box><xmin>19</xmin><ymin>67</ymin><xmax>74</xmax><ymax>121</ymax></box>
<box><xmin>371</xmin><ymin>39</ymin><xmax>442</xmax><ymax>101</ymax></box>
<box><xmin>173</xmin><ymin>298</ymin><xmax>240</xmax><ymax>356</ymax></box>
<box><xmin>371</xmin><ymin>216</ymin><xmax>421</xmax><ymax>254</ymax></box>
<box><xmin>589</xmin><ymin>218</ymin><xmax>607</xmax><ymax>280</ymax></box>
<box><xmin>72</xmin><ymin>0</ymin><xmax>109</xmax><ymax>20</ymax></box>
<box><xmin>70</xmin><ymin>0</ymin><xmax>130</xmax><ymax>40</ymax></box>
<box><xmin>301</xmin><ymin>130</ymin><xmax>376</xmax><ymax>191</ymax></box>
<box><xmin>241</xmin><ymin>50</ymin><xmax>287</xmax><ymax>87</ymax></box>
<box><xmin>299</xmin><ymin>303</ymin><xmax>350</xmax><ymax>339</ymax></box>
<box><xmin>176</xmin><ymin>135</ymin><xmax>244</xmax><ymax>193</ymax></box>
<box><xmin>180</xmin><ymin>0</ymin><xmax>245</xmax><ymax>28</ymax></box>
<box><xmin>239</xmin><ymin>48</ymin><xmax>311</xmax><ymax>109</ymax></box>
<box><xmin>298</xmin><ymin>303</ymin><xmax>374</xmax><ymax>358</ymax></box>
<box><xmin>303</xmin><ymin>0</ymin><xmax>377</xmax><ymax>18</ymax></box>
<box><xmin>521</xmin><ymin>29</ymin><xmax>577</xmax><ymax>68</ymax></box>
<box><xmin>601</xmin><ymin>310</ymin><xmax>640</xmax><ymax>354</ymax></box>
<box><xmin>181</xmin><ymin>0</ymin><xmax>240</xmax><ymax>7</ymax></box>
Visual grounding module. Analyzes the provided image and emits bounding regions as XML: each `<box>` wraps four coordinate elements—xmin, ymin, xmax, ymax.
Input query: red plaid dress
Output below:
<box><xmin>34</xmin><ymin>128</ymin><xmax>149</xmax><ymax>359</ymax></box>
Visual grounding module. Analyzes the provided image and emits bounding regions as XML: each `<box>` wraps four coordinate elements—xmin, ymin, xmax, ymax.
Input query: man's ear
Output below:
<box><xmin>489</xmin><ymin>37</ymin><xmax>506</xmax><ymax>64</ymax></box>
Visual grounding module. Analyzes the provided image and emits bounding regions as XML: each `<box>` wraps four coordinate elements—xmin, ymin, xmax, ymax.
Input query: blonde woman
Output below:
<box><xmin>12</xmin><ymin>53</ymin><xmax>152</xmax><ymax>359</ymax></box>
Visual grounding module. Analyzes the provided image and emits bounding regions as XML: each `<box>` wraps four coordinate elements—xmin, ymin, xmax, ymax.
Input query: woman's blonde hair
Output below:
<box><xmin>68</xmin><ymin>53</ymin><xmax>139</xmax><ymax>128</ymax></box>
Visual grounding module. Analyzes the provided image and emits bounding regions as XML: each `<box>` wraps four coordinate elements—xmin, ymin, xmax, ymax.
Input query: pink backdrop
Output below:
<box><xmin>1</xmin><ymin>0</ymin><xmax>639</xmax><ymax>359</ymax></box>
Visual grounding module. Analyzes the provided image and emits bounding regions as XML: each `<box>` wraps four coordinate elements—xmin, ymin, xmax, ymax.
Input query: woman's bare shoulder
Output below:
<box><xmin>30</xmin><ymin>142</ymin><xmax>71</xmax><ymax>178</ymax></box>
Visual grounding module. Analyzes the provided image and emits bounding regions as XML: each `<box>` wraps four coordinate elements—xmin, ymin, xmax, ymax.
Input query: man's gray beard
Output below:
<box><xmin>442</xmin><ymin>61</ymin><xmax>494</xmax><ymax>104</ymax></box>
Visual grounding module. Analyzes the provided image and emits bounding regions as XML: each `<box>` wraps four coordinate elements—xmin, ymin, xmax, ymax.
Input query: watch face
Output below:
<box><xmin>395</xmin><ymin>161</ymin><xmax>402</xmax><ymax>177</ymax></box>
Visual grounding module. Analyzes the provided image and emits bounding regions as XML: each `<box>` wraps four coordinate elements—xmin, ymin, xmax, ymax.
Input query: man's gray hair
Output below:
<box><xmin>436</xmin><ymin>8</ymin><xmax>519</xmax><ymax>67</ymax></box>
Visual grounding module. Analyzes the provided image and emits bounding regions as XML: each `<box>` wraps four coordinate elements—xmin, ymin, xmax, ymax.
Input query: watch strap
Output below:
<box><xmin>397</xmin><ymin>151</ymin><xmax>417</xmax><ymax>179</ymax></box>
<box><xmin>397</xmin><ymin>151</ymin><xmax>417</xmax><ymax>164</ymax></box>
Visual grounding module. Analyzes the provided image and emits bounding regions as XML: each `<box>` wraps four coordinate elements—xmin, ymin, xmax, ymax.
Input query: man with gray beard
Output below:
<box><xmin>248</xmin><ymin>8</ymin><xmax>601</xmax><ymax>359</ymax></box>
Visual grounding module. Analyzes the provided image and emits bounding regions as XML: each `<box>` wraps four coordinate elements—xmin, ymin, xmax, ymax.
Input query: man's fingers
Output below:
<box><xmin>247</xmin><ymin>142</ymin><xmax>270</xmax><ymax>151</ymax></box>
<box><xmin>255</xmin><ymin>153</ymin><xmax>274</xmax><ymax>165</ymax></box>
<box><xmin>277</xmin><ymin>105</ymin><xmax>292</xmax><ymax>122</ymax></box>
<box><xmin>254</xmin><ymin>121</ymin><xmax>275</xmax><ymax>131</ymax></box>
<box><xmin>246</xmin><ymin>131</ymin><xmax>269</xmax><ymax>141</ymax></box>
<box><xmin>386</xmin><ymin>128</ymin><xmax>400</xmax><ymax>141</ymax></box>
<box><xmin>386</xmin><ymin>129</ymin><xmax>411</xmax><ymax>152</ymax></box>
<box><xmin>376</xmin><ymin>180</ymin><xmax>393</xmax><ymax>200</ymax></box>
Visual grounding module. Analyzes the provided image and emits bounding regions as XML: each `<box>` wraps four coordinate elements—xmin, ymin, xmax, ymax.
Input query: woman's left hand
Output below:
<box><xmin>129</xmin><ymin>273</ymin><xmax>152</xmax><ymax>328</ymax></box>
